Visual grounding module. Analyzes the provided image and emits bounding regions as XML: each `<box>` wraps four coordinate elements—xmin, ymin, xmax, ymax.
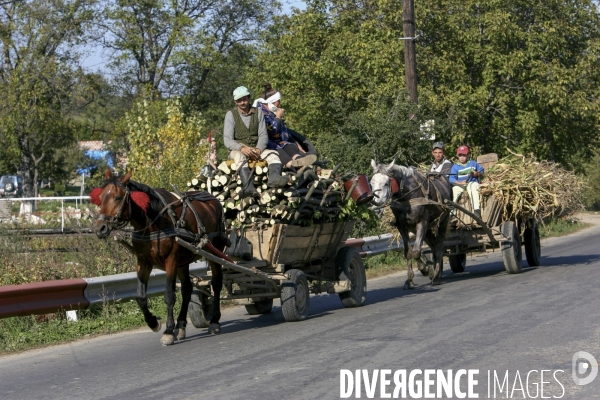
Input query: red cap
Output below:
<box><xmin>456</xmin><ymin>145</ymin><xmax>469</xmax><ymax>155</ymax></box>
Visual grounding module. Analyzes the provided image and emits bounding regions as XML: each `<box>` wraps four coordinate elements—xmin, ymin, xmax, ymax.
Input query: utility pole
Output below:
<box><xmin>403</xmin><ymin>0</ymin><xmax>418</xmax><ymax>104</ymax></box>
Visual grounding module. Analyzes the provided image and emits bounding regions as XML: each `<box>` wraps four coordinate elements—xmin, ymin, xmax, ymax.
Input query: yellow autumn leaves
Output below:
<box><xmin>126</xmin><ymin>98</ymin><xmax>209</xmax><ymax>189</ymax></box>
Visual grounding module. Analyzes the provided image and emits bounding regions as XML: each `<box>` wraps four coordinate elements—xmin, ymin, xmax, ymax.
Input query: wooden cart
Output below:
<box><xmin>422</xmin><ymin>154</ymin><xmax>542</xmax><ymax>275</ymax></box>
<box><xmin>177</xmin><ymin>220</ymin><xmax>367</xmax><ymax>327</ymax></box>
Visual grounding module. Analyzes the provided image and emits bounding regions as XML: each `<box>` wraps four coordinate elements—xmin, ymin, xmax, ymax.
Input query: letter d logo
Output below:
<box><xmin>572</xmin><ymin>351</ymin><xmax>598</xmax><ymax>386</ymax></box>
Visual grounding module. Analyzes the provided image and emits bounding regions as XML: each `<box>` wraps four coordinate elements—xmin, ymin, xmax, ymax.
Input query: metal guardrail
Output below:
<box><xmin>345</xmin><ymin>234</ymin><xmax>402</xmax><ymax>256</ymax></box>
<box><xmin>0</xmin><ymin>236</ymin><xmax>403</xmax><ymax>319</ymax></box>
<box><xmin>0</xmin><ymin>279</ymin><xmax>89</xmax><ymax>318</ymax></box>
<box><xmin>84</xmin><ymin>262</ymin><xmax>209</xmax><ymax>306</ymax></box>
<box><xmin>0</xmin><ymin>263</ymin><xmax>208</xmax><ymax>319</ymax></box>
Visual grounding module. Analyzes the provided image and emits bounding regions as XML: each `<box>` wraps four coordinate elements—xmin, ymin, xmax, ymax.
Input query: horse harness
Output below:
<box><xmin>389</xmin><ymin>170</ymin><xmax>448</xmax><ymax>210</ymax></box>
<box><xmin>100</xmin><ymin>179</ymin><xmax>221</xmax><ymax>246</ymax></box>
<box><xmin>386</xmin><ymin>171</ymin><xmax>451</xmax><ymax>231</ymax></box>
<box><xmin>96</xmin><ymin>181</ymin><xmax>132</xmax><ymax>230</ymax></box>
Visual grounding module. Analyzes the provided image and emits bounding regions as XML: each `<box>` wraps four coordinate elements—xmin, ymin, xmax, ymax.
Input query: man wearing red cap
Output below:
<box><xmin>449</xmin><ymin>145</ymin><xmax>485</xmax><ymax>218</ymax></box>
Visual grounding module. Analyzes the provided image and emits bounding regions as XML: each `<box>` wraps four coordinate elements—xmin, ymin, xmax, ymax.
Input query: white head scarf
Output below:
<box><xmin>252</xmin><ymin>91</ymin><xmax>281</xmax><ymax>113</ymax></box>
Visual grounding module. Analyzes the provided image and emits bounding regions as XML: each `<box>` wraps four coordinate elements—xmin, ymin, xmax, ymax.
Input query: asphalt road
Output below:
<box><xmin>1</xmin><ymin>219</ymin><xmax>600</xmax><ymax>400</ymax></box>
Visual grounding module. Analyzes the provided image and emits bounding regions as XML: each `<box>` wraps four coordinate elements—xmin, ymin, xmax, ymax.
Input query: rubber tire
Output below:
<box><xmin>501</xmin><ymin>221</ymin><xmax>523</xmax><ymax>274</ymax></box>
<box><xmin>188</xmin><ymin>289</ymin><xmax>213</xmax><ymax>328</ymax></box>
<box><xmin>420</xmin><ymin>253</ymin><xmax>433</xmax><ymax>277</ymax></box>
<box><xmin>524</xmin><ymin>226</ymin><xmax>541</xmax><ymax>267</ymax></box>
<box><xmin>448</xmin><ymin>253</ymin><xmax>466</xmax><ymax>273</ymax></box>
<box><xmin>4</xmin><ymin>182</ymin><xmax>14</xmax><ymax>193</ymax></box>
<box><xmin>337</xmin><ymin>247</ymin><xmax>367</xmax><ymax>307</ymax></box>
<box><xmin>280</xmin><ymin>269</ymin><xmax>310</xmax><ymax>322</ymax></box>
<box><xmin>244</xmin><ymin>299</ymin><xmax>273</xmax><ymax>315</ymax></box>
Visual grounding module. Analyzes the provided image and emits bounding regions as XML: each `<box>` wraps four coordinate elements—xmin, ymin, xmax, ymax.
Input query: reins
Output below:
<box><xmin>379</xmin><ymin>169</ymin><xmax>449</xmax><ymax>211</ymax></box>
<box><xmin>97</xmin><ymin>181</ymin><xmax>214</xmax><ymax>245</ymax></box>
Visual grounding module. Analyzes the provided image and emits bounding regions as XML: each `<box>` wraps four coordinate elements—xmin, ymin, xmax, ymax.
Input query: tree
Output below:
<box><xmin>252</xmin><ymin>0</ymin><xmax>439</xmax><ymax>170</ymax></box>
<box><xmin>70</xmin><ymin>73</ymin><xmax>134</xmax><ymax>142</ymax></box>
<box><xmin>0</xmin><ymin>0</ymin><xmax>96</xmax><ymax>197</ymax></box>
<box><xmin>125</xmin><ymin>98</ymin><xmax>209</xmax><ymax>188</ymax></box>
<box><xmin>99</xmin><ymin>0</ymin><xmax>279</xmax><ymax>97</ymax></box>
<box><xmin>417</xmin><ymin>0</ymin><xmax>600</xmax><ymax>168</ymax></box>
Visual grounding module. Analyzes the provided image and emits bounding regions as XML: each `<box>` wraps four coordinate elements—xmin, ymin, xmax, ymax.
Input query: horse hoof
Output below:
<box><xmin>403</xmin><ymin>282</ymin><xmax>415</xmax><ymax>290</ymax></box>
<box><xmin>151</xmin><ymin>319</ymin><xmax>162</xmax><ymax>333</ymax></box>
<box><xmin>208</xmin><ymin>323</ymin><xmax>221</xmax><ymax>335</ymax></box>
<box><xmin>176</xmin><ymin>328</ymin><xmax>186</xmax><ymax>341</ymax></box>
<box><xmin>160</xmin><ymin>334</ymin><xmax>175</xmax><ymax>346</ymax></box>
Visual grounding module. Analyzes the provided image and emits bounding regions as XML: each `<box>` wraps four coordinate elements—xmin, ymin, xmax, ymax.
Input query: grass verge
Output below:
<box><xmin>0</xmin><ymin>217</ymin><xmax>593</xmax><ymax>354</ymax></box>
<box><xmin>539</xmin><ymin>217</ymin><xmax>591</xmax><ymax>238</ymax></box>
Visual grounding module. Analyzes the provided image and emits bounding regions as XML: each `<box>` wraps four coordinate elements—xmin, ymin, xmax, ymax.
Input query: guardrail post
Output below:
<box><xmin>61</xmin><ymin>199</ymin><xmax>64</xmax><ymax>233</ymax></box>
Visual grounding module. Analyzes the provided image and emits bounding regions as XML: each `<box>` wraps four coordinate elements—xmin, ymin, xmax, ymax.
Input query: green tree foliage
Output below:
<box><xmin>0</xmin><ymin>0</ymin><xmax>95</xmax><ymax>197</ymax></box>
<box><xmin>183</xmin><ymin>43</ymin><xmax>259</xmax><ymax>131</ymax></box>
<box><xmin>417</xmin><ymin>0</ymin><xmax>600</xmax><ymax>169</ymax></box>
<box><xmin>125</xmin><ymin>98</ymin><xmax>209</xmax><ymax>188</ymax></box>
<box><xmin>100</xmin><ymin>0</ymin><xmax>279</xmax><ymax>97</ymax></box>
<box><xmin>254</xmin><ymin>0</ymin><xmax>600</xmax><ymax>171</ymax></box>
<box><xmin>252</xmin><ymin>0</ymin><xmax>443</xmax><ymax>170</ymax></box>
<box><xmin>318</xmin><ymin>97</ymin><xmax>442</xmax><ymax>173</ymax></box>
<box><xmin>70</xmin><ymin>73</ymin><xmax>134</xmax><ymax>142</ymax></box>
<box><xmin>582</xmin><ymin>151</ymin><xmax>600</xmax><ymax>210</ymax></box>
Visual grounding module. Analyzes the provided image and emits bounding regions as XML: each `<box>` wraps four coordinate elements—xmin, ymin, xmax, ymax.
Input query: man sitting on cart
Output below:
<box><xmin>223</xmin><ymin>86</ymin><xmax>290</xmax><ymax>197</ymax></box>
<box><xmin>449</xmin><ymin>145</ymin><xmax>484</xmax><ymax>219</ymax></box>
<box><xmin>429</xmin><ymin>141</ymin><xmax>453</xmax><ymax>176</ymax></box>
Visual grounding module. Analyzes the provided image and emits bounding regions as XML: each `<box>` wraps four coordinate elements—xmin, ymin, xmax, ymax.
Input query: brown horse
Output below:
<box><xmin>91</xmin><ymin>170</ymin><xmax>227</xmax><ymax>345</ymax></box>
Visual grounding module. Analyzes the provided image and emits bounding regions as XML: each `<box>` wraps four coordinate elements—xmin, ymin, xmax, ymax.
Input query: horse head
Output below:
<box><xmin>91</xmin><ymin>169</ymin><xmax>150</xmax><ymax>239</ymax></box>
<box><xmin>369</xmin><ymin>159</ymin><xmax>398</xmax><ymax>207</ymax></box>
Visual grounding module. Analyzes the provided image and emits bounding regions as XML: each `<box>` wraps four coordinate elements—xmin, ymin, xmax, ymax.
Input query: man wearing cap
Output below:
<box><xmin>223</xmin><ymin>86</ymin><xmax>289</xmax><ymax>197</ymax></box>
<box><xmin>430</xmin><ymin>142</ymin><xmax>453</xmax><ymax>176</ymax></box>
<box><xmin>449</xmin><ymin>145</ymin><xmax>484</xmax><ymax>219</ymax></box>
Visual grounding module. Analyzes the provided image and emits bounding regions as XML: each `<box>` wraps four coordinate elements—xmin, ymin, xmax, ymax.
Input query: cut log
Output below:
<box><xmin>217</xmin><ymin>161</ymin><xmax>231</xmax><ymax>175</ymax></box>
<box><xmin>217</xmin><ymin>175</ymin><xmax>229</xmax><ymax>186</ymax></box>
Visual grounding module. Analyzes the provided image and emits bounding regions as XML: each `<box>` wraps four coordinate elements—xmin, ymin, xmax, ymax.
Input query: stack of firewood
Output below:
<box><xmin>187</xmin><ymin>160</ymin><xmax>357</xmax><ymax>227</ymax></box>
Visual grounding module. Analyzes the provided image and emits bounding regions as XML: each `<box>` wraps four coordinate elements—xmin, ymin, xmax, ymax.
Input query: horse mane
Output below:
<box><xmin>101</xmin><ymin>177</ymin><xmax>163</xmax><ymax>216</ymax></box>
<box><xmin>390</xmin><ymin>165</ymin><xmax>415</xmax><ymax>179</ymax></box>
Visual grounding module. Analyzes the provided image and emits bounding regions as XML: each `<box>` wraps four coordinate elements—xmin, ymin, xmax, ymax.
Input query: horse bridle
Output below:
<box><xmin>370</xmin><ymin>173</ymin><xmax>400</xmax><ymax>210</ymax></box>
<box><xmin>96</xmin><ymin>181</ymin><xmax>132</xmax><ymax>229</ymax></box>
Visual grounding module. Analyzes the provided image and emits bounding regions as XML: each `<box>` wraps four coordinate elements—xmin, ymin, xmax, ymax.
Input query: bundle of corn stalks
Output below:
<box><xmin>480</xmin><ymin>149</ymin><xmax>584</xmax><ymax>222</ymax></box>
<box><xmin>187</xmin><ymin>160</ymin><xmax>372</xmax><ymax>228</ymax></box>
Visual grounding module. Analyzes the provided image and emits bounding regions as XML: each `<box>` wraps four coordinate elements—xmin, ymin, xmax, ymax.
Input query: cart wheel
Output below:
<box><xmin>420</xmin><ymin>253</ymin><xmax>433</xmax><ymax>277</ymax></box>
<box><xmin>280</xmin><ymin>269</ymin><xmax>310</xmax><ymax>322</ymax></box>
<box><xmin>245</xmin><ymin>299</ymin><xmax>273</xmax><ymax>315</ymax></box>
<box><xmin>524</xmin><ymin>224</ymin><xmax>541</xmax><ymax>267</ymax></box>
<box><xmin>337</xmin><ymin>247</ymin><xmax>367</xmax><ymax>307</ymax></box>
<box><xmin>448</xmin><ymin>253</ymin><xmax>466</xmax><ymax>273</ymax></box>
<box><xmin>501</xmin><ymin>221</ymin><xmax>522</xmax><ymax>274</ymax></box>
<box><xmin>188</xmin><ymin>289</ymin><xmax>213</xmax><ymax>328</ymax></box>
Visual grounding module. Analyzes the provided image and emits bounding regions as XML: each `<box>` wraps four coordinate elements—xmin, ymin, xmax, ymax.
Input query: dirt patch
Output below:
<box><xmin>573</xmin><ymin>211</ymin><xmax>600</xmax><ymax>225</ymax></box>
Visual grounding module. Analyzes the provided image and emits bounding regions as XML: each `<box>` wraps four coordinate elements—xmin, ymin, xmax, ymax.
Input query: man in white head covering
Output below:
<box><xmin>223</xmin><ymin>86</ymin><xmax>289</xmax><ymax>197</ymax></box>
